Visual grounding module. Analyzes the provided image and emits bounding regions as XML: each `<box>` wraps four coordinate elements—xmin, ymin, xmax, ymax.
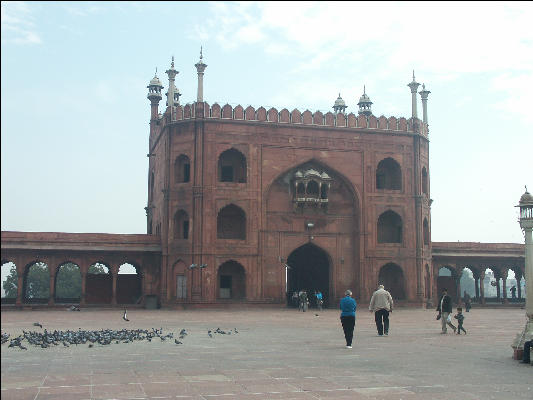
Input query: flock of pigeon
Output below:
<box><xmin>1</xmin><ymin>308</ymin><xmax>239</xmax><ymax>351</ymax></box>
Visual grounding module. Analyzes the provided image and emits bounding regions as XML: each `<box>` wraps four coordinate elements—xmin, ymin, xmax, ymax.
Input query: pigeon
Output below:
<box><xmin>88</xmin><ymin>344</ymin><xmax>93</xmax><ymax>348</ymax></box>
<box><xmin>179</xmin><ymin>329</ymin><xmax>187</xmax><ymax>336</ymax></box>
<box><xmin>123</xmin><ymin>309</ymin><xmax>129</xmax><ymax>322</ymax></box>
<box><xmin>174</xmin><ymin>339</ymin><xmax>182</xmax><ymax>345</ymax></box>
<box><xmin>69</xmin><ymin>305</ymin><xmax>80</xmax><ymax>311</ymax></box>
<box><xmin>315</xmin><ymin>314</ymin><xmax>319</xmax><ymax>316</ymax></box>
<box><xmin>33</xmin><ymin>322</ymin><xmax>43</xmax><ymax>329</ymax></box>
<box><xmin>234</xmin><ymin>328</ymin><xmax>239</xmax><ymax>334</ymax></box>
<box><xmin>208</xmin><ymin>330</ymin><xmax>213</xmax><ymax>338</ymax></box>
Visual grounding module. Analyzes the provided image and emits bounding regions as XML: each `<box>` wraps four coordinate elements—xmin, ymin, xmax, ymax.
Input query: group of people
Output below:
<box><xmin>338</xmin><ymin>286</ymin><xmax>468</xmax><ymax>349</ymax></box>
<box><xmin>291</xmin><ymin>290</ymin><xmax>324</xmax><ymax>312</ymax></box>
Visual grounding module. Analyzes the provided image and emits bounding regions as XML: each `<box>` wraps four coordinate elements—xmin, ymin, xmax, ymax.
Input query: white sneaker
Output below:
<box><xmin>346</xmin><ymin>345</ymin><xmax>352</xmax><ymax>349</ymax></box>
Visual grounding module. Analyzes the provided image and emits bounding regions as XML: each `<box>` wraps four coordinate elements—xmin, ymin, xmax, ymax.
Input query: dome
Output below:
<box><xmin>357</xmin><ymin>92</ymin><xmax>372</xmax><ymax>106</ymax></box>
<box><xmin>334</xmin><ymin>94</ymin><xmax>346</xmax><ymax>107</ymax></box>
<box><xmin>148</xmin><ymin>75</ymin><xmax>163</xmax><ymax>88</ymax></box>
<box><xmin>519</xmin><ymin>190</ymin><xmax>533</xmax><ymax>205</ymax></box>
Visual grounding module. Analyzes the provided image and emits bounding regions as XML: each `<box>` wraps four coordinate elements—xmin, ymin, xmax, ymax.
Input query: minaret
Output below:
<box><xmin>419</xmin><ymin>83</ymin><xmax>431</xmax><ymax>124</ymax></box>
<box><xmin>357</xmin><ymin>86</ymin><xmax>373</xmax><ymax>116</ymax></box>
<box><xmin>165</xmin><ymin>56</ymin><xmax>179</xmax><ymax>108</ymax></box>
<box><xmin>147</xmin><ymin>69</ymin><xmax>164</xmax><ymax>121</ymax></box>
<box><xmin>332</xmin><ymin>93</ymin><xmax>347</xmax><ymax>114</ymax></box>
<box><xmin>407</xmin><ymin>71</ymin><xmax>420</xmax><ymax>119</ymax></box>
<box><xmin>195</xmin><ymin>47</ymin><xmax>207</xmax><ymax>102</ymax></box>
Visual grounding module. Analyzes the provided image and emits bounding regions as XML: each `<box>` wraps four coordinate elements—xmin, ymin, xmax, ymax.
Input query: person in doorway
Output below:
<box><xmin>510</xmin><ymin>285</ymin><xmax>517</xmax><ymax>299</ymax></box>
<box><xmin>454</xmin><ymin>307</ymin><xmax>467</xmax><ymax>334</ymax></box>
<box><xmin>368</xmin><ymin>284</ymin><xmax>394</xmax><ymax>336</ymax></box>
<box><xmin>436</xmin><ymin>288</ymin><xmax>456</xmax><ymax>334</ymax></box>
<box><xmin>339</xmin><ymin>289</ymin><xmax>357</xmax><ymax>348</ymax></box>
<box><xmin>291</xmin><ymin>291</ymin><xmax>299</xmax><ymax>308</ymax></box>
<box><xmin>299</xmin><ymin>290</ymin><xmax>308</xmax><ymax>312</ymax></box>
<box><xmin>315</xmin><ymin>290</ymin><xmax>323</xmax><ymax>311</ymax></box>
<box><xmin>463</xmin><ymin>291</ymin><xmax>472</xmax><ymax>312</ymax></box>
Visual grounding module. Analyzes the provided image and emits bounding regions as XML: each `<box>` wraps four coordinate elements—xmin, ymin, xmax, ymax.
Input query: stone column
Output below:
<box><xmin>474</xmin><ymin>277</ymin><xmax>480</xmax><ymax>301</ymax></box>
<box><xmin>48</xmin><ymin>273</ymin><xmax>55</xmax><ymax>305</ymax></box>
<box><xmin>456</xmin><ymin>268</ymin><xmax>462</xmax><ymax>305</ymax></box>
<box><xmin>112</xmin><ymin>272</ymin><xmax>117</xmax><ymax>305</ymax></box>
<box><xmin>479</xmin><ymin>270</ymin><xmax>486</xmax><ymax>305</ymax></box>
<box><xmin>496</xmin><ymin>277</ymin><xmax>501</xmax><ymax>300</ymax></box>
<box><xmin>502</xmin><ymin>269</ymin><xmax>508</xmax><ymax>304</ymax></box>
<box><xmin>517</xmin><ymin>271</ymin><xmax>523</xmax><ymax>299</ymax></box>
<box><xmin>80</xmin><ymin>271</ymin><xmax>87</xmax><ymax>305</ymax></box>
<box><xmin>16</xmin><ymin>273</ymin><xmax>24</xmax><ymax>305</ymax></box>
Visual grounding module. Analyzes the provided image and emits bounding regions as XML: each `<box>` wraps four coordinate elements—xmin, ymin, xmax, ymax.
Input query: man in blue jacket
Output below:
<box><xmin>340</xmin><ymin>289</ymin><xmax>357</xmax><ymax>348</ymax></box>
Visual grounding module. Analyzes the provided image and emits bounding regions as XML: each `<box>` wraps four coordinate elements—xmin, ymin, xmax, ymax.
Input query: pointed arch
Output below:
<box><xmin>117</xmin><ymin>262</ymin><xmax>142</xmax><ymax>304</ymax></box>
<box><xmin>217</xmin><ymin>204</ymin><xmax>246</xmax><ymax>240</ymax></box>
<box><xmin>23</xmin><ymin>261</ymin><xmax>49</xmax><ymax>303</ymax></box>
<box><xmin>218</xmin><ymin>148</ymin><xmax>247</xmax><ymax>183</ymax></box>
<box><xmin>86</xmin><ymin>262</ymin><xmax>112</xmax><ymax>304</ymax></box>
<box><xmin>376</xmin><ymin>157</ymin><xmax>402</xmax><ymax>190</ymax></box>
<box><xmin>217</xmin><ymin>260</ymin><xmax>246</xmax><ymax>300</ymax></box>
<box><xmin>1</xmin><ymin>261</ymin><xmax>17</xmax><ymax>302</ymax></box>
<box><xmin>378</xmin><ymin>263</ymin><xmax>406</xmax><ymax>300</ymax></box>
<box><xmin>377</xmin><ymin>210</ymin><xmax>403</xmax><ymax>243</ymax></box>
<box><xmin>55</xmin><ymin>262</ymin><xmax>82</xmax><ymax>302</ymax></box>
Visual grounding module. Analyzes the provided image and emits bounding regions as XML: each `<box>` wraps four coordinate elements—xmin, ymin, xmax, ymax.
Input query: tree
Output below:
<box><xmin>2</xmin><ymin>266</ymin><xmax>18</xmax><ymax>298</ymax></box>
<box><xmin>25</xmin><ymin>263</ymin><xmax>50</xmax><ymax>299</ymax></box>
<box><xmin>55</xmin><ymin>263</ymin><xmax>82</xmax><ymax>299</ymax></box>
<box><xmin>88</xmin><ymin>263</ymin><xmax>109</xmax><ymax>274</ymax></box>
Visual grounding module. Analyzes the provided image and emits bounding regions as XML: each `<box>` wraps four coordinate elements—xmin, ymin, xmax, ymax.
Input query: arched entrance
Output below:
<box><xmin>378</xmin><ymin>263</ymin><xmax>406</xmax><ymax>300</ymax></box>
<box><xmin>287</xmin><ymin>243</ymin><xmax>330</xmax><ymax>307</ymax></box>
<box><xmin>217</xmin><ymin>261</ymin><xmax>246</xmax><ymax>300</ymax></box>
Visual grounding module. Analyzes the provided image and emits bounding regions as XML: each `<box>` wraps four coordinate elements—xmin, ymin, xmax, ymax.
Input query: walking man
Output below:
<box><xmin>436</xmin><ymin>288</ymin><xmax>456</xmax><ymax>334</ymax></box>
<box><xmin>339</xmin><ymin>290</ymin><xmax>357</xmax><ymax>348</ymax></box>
<box><xmin>369</xmin><ymin>284</ymin><xmax>394</xmax><ymax>336</ymax></box>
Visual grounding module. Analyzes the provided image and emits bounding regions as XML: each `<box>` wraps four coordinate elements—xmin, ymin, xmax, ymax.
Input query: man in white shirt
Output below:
<box><xmin>369</xmin><ymin>284</ymin><xmax>394</xmax><ymax>336</ymax></box>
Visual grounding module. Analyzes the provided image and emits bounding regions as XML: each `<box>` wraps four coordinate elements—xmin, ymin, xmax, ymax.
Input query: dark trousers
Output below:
<box><xmin>457</xmin><ymin>322</ymin><xmax>467</xmax><ymax>334</ymax></box>
<box><xmin>340</xmin><ymin>316</ymin><xmax>355</xmax><ymax>346</ymax></box>
<box><xmin>374</xmin><ymin>309</ymin><xmax>389</xmax><ymax>335</ymax></box>
<box><xmin>523</xmin><ymin>340</ymin><xmax>532</xmax><ymax>363</ymax></box>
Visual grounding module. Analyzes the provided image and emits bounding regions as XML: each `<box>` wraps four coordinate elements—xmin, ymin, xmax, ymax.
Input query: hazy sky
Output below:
<box><xmin>1</xmin><ymin>1</ymin><xmax>532</xmax><ymax>244</ymax></box>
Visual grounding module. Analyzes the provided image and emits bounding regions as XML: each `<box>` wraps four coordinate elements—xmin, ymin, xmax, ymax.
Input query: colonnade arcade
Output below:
<box><xmin>433</xmin><ymin>261</ymin><xmax>525</xmax><ymax>305</ymax></box>
<box><xmin>1</xmin><ymin>254</ymin><xmax>149</xmax><ymax>306</ymax></box>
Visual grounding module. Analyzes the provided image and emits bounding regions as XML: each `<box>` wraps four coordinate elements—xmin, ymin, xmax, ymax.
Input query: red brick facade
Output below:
<box><xmin>147</xmin><ymin>102</ymin><xmax>432</xmax><ymax>306</ymax></box>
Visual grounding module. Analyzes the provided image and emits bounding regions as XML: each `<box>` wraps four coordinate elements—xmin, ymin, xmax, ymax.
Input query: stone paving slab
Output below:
<box><xmin>1</xmin><ymin>308</ymin><xmax>532</xmax><ymax>399</ymax></box>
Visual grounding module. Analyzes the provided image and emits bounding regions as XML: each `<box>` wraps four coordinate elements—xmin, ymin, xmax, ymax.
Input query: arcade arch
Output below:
<box><xmin>1</xmin><ymin>261</ymin><xmax>17</xmax><ymax>302</ymax></box>
<box><xmin>86</xmin><ymin>262</ymin><xmax>112</xmax><ymax>303</ymax></box>
<box><xmin>24</xmin><ymin>261</ymin><xmax>49</xmax><ymax>303</ymax></box>
<box><xmin>54</xmin><ymin>262</ymin><xmax>82</xmax><ymax>302</ymax></box>
<box><xmin>117</xmin><ymin>263</ymin><xmax>142</xmax><ymax>304</ymax></box>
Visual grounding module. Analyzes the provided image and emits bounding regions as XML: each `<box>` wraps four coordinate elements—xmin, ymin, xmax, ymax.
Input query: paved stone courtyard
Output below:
<box><xmin>1</xmin><ymin>307</ymin><xmax>531</xmax><ymax>400</ymax></box>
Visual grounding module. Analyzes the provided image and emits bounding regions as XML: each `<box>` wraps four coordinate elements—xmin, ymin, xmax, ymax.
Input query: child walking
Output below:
<box><xmin>454</xmin><ymin>307</ymin><xmax>467</xmax><ymax>334</ymax></box>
